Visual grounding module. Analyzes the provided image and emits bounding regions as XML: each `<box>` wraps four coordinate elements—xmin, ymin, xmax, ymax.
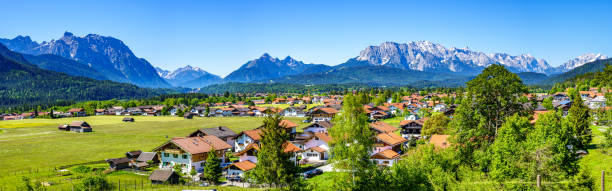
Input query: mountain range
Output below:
<box><xmin>156</xmin><ymin>65</ymin><xmax>221</xmax><ymax>88</ymax></box>
<box><xmin>0</xmin><ymin>43</ymin><xmax>168</xmax><ymax>108</ymax></box>
<box><xmin>0</xmin><ymin>32</ymin><xmax>170</xmax><ymax>87</ymax></box>
<box><xmin>1</xmin><ymin>33</ymin><xmax>608</xmax><ymax>89</ymax></box>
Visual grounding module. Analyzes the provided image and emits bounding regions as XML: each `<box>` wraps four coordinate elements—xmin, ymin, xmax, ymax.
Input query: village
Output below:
<box><xmin>1</xmin><ymin>85</ymin><xmax>609</xmax><ymax>190</ymax></box>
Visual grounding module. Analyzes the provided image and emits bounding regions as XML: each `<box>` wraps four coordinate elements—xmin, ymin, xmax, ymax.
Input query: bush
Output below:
<box><xmin>78</xmin><ymin>176</ymin><xmax>111</xmax><ymax>191</ymax></box>
<box><xmin>72</xmin><ymin>165</ymin><xmax>92</xmax><ymax>173</ymax></box>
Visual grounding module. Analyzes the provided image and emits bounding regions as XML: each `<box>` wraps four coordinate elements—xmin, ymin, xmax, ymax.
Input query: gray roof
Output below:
<box><xmin>200</xmin><ymin>126</ymin><xmax>237</xmax><ymax>138</ymax></box>
<box><xmin>136</xmin><ymin>152</ymin><xmax>157</xmax><ymax>162</ymax></box>
<box><xmin>149</xmin><ymin>170</ymin><xmax>176</xmax><ymax>181</ymax></box>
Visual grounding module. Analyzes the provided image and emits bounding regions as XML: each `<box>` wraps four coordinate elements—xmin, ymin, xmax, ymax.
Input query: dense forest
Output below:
<box><xmin>0</xmin><ymin>44</ymin><xmax>175</xmax><ymax>111</ymax></box>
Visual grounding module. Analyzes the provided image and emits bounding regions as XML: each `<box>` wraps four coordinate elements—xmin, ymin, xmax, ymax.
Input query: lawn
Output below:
<box><xmin>0</xmin><ymin>115</ymin><xmax>306</xmax><ymax>175</ymax></box>
<box><xmin>579</xmin><ymin>125</ymin><xmax>611</xmax><ymax>191</ymax></box>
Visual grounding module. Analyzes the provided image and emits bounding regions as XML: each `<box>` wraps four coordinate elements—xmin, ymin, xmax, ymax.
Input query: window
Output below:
<box><xmin>182</xmin><ymin>154</ymin><xmax>188</xmax><ymax>159</ymax></box>
<box><xmin>173</xmin><ymin>154</ymin><xmax>178</xmax><ymax>158</ymax></box>
<box><xmin>383</xmin><ymin>161</ymin><xmax>389</xmax><ymax>164</ymax></box>
<box><xmin>164</xmin><ymin>153</ymin><xmax>169</xmax><ymax>157</ymax></box>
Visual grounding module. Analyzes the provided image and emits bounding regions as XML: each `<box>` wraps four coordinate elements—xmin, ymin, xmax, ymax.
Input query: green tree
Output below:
<box><xmin>490</xmin><ymin>114</ymin><xmax>531</xmax><ymax>180</ymax></box>
<box><xmin>465</xmin><ymin>64</ymin><xmax>529</xmax><ymax>137</ymax></box>
<box><xmin>451</xmin><ymin>65</ymin><xmax>528</xmax><ymax>166</ymax></box>
<box><xmin>421</xmin><ymin>113</ymin><xmax>450</xmax><ymax>138</ymax></box>
<box><xmin>201</xmin><ymin>150</ymin><xmax>222</xmax><ymax>185</ymax></box>
<box><xmin>566</xmin><ymin>93</ymin><xmax>591</xmax><ymax>150</ymax></box>
<box><xmin>542</xmin><ymin>97</ymin><xmax>554</xmax><ymax>110</ymax></box>
<box><xmin>526</xmin><ymin>112</ymin><xmax>578</xmax><ymax>178</ymax></box>
<box><xmin>250</xmin><ymin>115</ymin><xmax>298</xmax><ymax>188</ymax></box>
<box><xmin>329</xmin><ymin>94</ymin><xmax>376</xmax><ymax>190</ymax></box>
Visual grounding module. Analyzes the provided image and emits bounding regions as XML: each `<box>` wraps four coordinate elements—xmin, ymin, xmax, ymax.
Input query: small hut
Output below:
<box><xmin>149</xmin><ymin>170</ymin><xmax>180</xmax><ymax>184</ymax></box>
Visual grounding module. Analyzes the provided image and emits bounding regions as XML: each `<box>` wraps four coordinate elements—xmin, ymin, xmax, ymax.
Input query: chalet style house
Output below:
<box><xmin>302</xmin><ymin>121</ymin><xmax>333</xmax><ymax>133</ymax></box>
<box><xmin>399</xmin><ymin>119</ymin><xmax>426</xmax><ymax>139</ymax></box>
<box><xmin>153</xmin><ymin>136</ymin><xmax>232</xmax><ymax>173</ymax></box>
<box><xmin>234</xmin><ymin>129</ymin><xmax>262</xmax><ymax>152</ymax></box>
<box><xmin>309</xmin><ymin>107</ymin><xmax>339</xmax><ymax>122</ymax></box>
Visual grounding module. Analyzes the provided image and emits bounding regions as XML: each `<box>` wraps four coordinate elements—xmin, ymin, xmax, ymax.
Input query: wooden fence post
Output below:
<box><xmin>602</xmin><ymin>170</ymin><xmax>605</xmax><ymax>191</ymax></box>
<box><xmin>536</xmin><ymin>174</ymin><xmax>541</xmax><ymax>189</ymax></box>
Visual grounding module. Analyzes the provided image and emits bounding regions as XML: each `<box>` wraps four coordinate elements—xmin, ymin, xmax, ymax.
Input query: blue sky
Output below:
<box><xmin>1</xmin><ymin>0</ymin><xmax>611</xmax><ymax>76</ymax></box>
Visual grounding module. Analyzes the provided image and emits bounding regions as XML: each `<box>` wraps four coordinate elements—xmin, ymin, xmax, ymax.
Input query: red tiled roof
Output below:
<box><xmin>376</xmin><ymin>133</ymin><xmax>407</xmax><ymax>146</ymax></box>
<box><xmin>369</xmin><ymin>121</ymin><xmax>398</xmax><ymax>133</ymax></box>
<box><xmin>166</xmin><ymin>135</ymin><xmax>232</xmax><ymax>155</ymax></box>
<box><xmin>228</xmin><ymin>161</ymin><xmax>256</xmax><ymax>171</ymax></box>
<box><xmin>279</xmin><ymin>120</ymin><xmax>298</xmax><ymax>129</ymax></box>
<box><xmin>371</xmin><ymin>149</ymin><xmax>400</xmax><ymax>159</ymax></box>
<box><xmin>242</xmin><ymin>129</ymin><xmax>262</xmax><ymax>141</ymax></box>
<box><xmin>429</xmin><ymin>134</ymin><xmax>451</xmax><ymax>149</ymax></box>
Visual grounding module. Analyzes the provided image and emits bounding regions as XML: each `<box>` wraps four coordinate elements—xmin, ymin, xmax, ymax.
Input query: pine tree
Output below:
<box><xmin>201</xmin><ymin>150</ymin><xmax>222</xmax><ymax>185</ymax></box>
<box><xmin>250</xmin><ymin>115</ymin><xmax>298</xmax><ymax>188</ymax></box>
<box><xmin>566</xmin><ymin>93</ymin><xmax>592</xmax><ymax>150</ymax></box>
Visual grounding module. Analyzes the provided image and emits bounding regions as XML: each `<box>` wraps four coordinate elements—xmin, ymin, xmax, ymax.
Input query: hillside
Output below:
<box><xmin>22</xmin><ymin>54</ymin><xmax>107</xmax><ymax>80</ymax></box>
<box><xmin>0</xmin><ymin>44</ymin><xmax>170</xmax><ymax>109</ymax></box>
<box><xmin>0</xmin><ymin>32</ymin><xmax>170</xmax><ymax>88</ymax></box>
<box><xmin>540</xmin><ymin>58</ymin><xmax>612</xmax><ymax>85</ymax></box>
<box><xmin>266</xmin><ymin>65</ymin><xmax>471</xmax><ymax>87</ymax></box>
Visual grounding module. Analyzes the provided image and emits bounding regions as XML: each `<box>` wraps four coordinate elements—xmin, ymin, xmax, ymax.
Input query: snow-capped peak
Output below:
<box><xmin>558</xmin><ymin>53</ymin><xmax>608</xmax><ymax>71</ymax></box>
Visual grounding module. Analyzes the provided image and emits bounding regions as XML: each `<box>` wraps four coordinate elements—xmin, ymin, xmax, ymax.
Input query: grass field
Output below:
<box><xmin>580</xmin><ymin>125</ymin><xmax>612</xmax><ymax>191</ymax></box>
<box><xmin>0</xmin><ymin>116</ymin><xmax>307</xmax><ymax>175</ymax></box>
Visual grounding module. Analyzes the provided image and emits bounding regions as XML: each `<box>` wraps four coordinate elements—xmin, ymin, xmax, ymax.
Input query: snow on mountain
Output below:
<box><xmin>355</xmin><ymin>41</ymin><xmax>553</xmax><ymax>74</ymax></box>
<box><xmin>0</xmin><ymin>32</ymin><xmax>170</xmax><ymax>88</ymax></box>
<box><xmin>157</xmin><ymin>65</ymin><xmax>222</xmax><ymax>87</ymax></box>
<box><xmin>556</xmin><ymin>53</ymin><xmax>608</xmax><ymax>72</ymax></box>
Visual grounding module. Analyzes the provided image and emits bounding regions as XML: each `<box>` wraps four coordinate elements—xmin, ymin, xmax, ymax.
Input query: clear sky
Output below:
<box><xmin>1</xmin><ymin>0</ymin><xmax>611</xmax><ymax>76</ymax></box>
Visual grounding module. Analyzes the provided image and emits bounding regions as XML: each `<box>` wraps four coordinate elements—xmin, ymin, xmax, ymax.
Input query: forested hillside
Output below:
<box><xmin>0</xmin><ymin>44</ymin><xmax>173</xmax><ymax>110</ymax></box>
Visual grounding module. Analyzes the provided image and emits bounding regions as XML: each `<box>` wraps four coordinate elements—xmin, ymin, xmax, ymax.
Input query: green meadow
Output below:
<box><xmin>0</xmin><ymin>115</ymin><xmax>307</xmax><ymax>174</ymax></box>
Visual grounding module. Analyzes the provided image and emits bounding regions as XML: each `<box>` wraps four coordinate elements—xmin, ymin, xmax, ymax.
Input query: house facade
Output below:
<box><xmin>153</xmin><ymin>136</ymin><xmax>232</xmax><ymax>173</ymax></box>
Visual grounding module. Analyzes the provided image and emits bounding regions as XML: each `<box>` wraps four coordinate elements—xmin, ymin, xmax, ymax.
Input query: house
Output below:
<box><xmin>369</xmin><ymin>121</ymin><xmax>397</xmax><ymax>134</ymax></box>
<box><xmin>3</xmin><ymin>115</ymin><xmax>23</xmax><ymax>120</ymax></box>
<box><xmin>125</xmin><ymin>150</ymin><xmax>142</xmax><ymax>159</ymax></box>
<box><xmin>302</xmin><ymin>121</ymin><xmax>333</xmax><ymax>133</ymax></box>
<box><xmin>371</xmin><ymin>149</ymin><xmax>401</xmax><ymax>167</ymax></box>
<box><xmin>67</xmin><ymin>108</ymin><xmax>86</xmax><ymax>117</ymax></box>
<box><xmin>225</xmin><ymin>160</ymin><xmax>256</xmax><ymax>180</ymax></box>
<box><xmin>553</xmin><ymin>100</ymin><xmax>572</xmax><ymax>116</ymax></box>
<box><xmin>131</xmin><ymin>152</ymin><xmax>159</xmax><ymax>169</ymax></box>
<box><xmin>279</xmin><ymin>120</ymin><xmax>299</xmax><ymax>139</ymax></box>
<box><xmin>136</xmin><ymin>152</ymin><xmax>159</xmax><ymax>163</ymax></box>
<box><xmin>302</xmin><ymin>146</ymin><xmax>329</xmax><ymax>161</ymax></box>
<box><xmin>183</xmin><ymin>112</ymin><xmax>196</xmax><ymax>119</ymax></box>
<box><xmin>272</xmin><ymin>98</ymin><xmax>288</xmax><ymax>104</ymax></box>
<box><xmin>252</xmin><ymin>100</ymin><xmax>266</xmax><ymax>105</ymax></box>
<box><xmin>373</xmin><ymin>132</ymin><xmax>407</xmax><ymax>154</ymax></box>
<box><xmin>65</xmin><ymin>121</ymin><xmax>93</xmax><ymax>133</ymax></box>
<box><xmin>94</xmin><ymin>109</ymin><xmax>107</xmax><ymax>116</ymax></box>
<box><xmin>399</xmin><ymin>119</ymin><xmax>425</xmax><ymax>139</ymax></box>
<box><xmin>123</xmin><ymin>117</ymin><xmax>135</xmax><ymax>122</ymax></box>
<box><xmin>188</xmin><ymin>126</ymin><xmax>237</xmax><ymax>148</ymax></box>
<box><xmin>149</xmin><ymin>170</ymin><xmax>180</xmax><ymax>184</ymax></box>
<box><xmin>153</xmin><ymin>136</ymin><xmax>232</xmax><ymax>173</ymax></box>
<box><xmin>280</xmin><ymin>107</ymin><xmax>306</xmax><ymax>117</ymax></box>
<box><xmin>310</xmin><ymin>107</ymin><xmax>339</xmax><ymax>122</ymax></box>
<box><xmin>126</xmin><ymin>107</ymin><xmax>143</xmax><ymax>115</ymax></box>
<box><xmin>301</xmin><ymin>133</ymin><xmax>332</xmax><ymax>161</ymax></box>
<box><xmin>234</xmin><ymin>129</ymin><xmax>262</xmax><ymax>152</ymax></box>
<box><xmin>105</xmin><ymin>157</ymin><xmax>131</xmax><ymax>170</ymax></box>
<box><xmin>20</xmin><ymin>112</ymin><xmax>34</xmax><ymax>119</ymax></box>
<box><xmin>429</xmin><ymin>135</ymin><xmax>451</xmax><ymax>149</ymax></box>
